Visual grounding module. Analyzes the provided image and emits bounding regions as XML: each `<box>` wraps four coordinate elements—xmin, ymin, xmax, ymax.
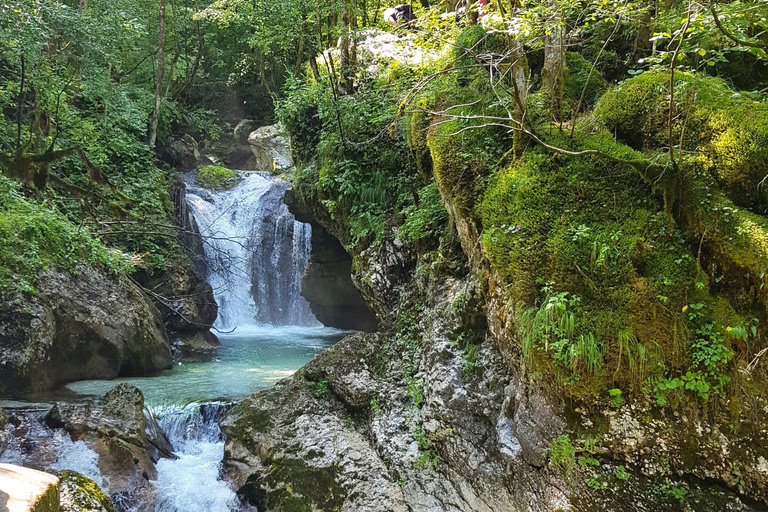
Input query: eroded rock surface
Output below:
<box><xmin>45</xmin><ymin>384</ymin><xmax>173</xmax><ymax>509</ymax></box>
<box><xmin>0</xmin><ymin>268</ymin><xmax>172</xmax><ymax>395</ymax></box>
<box><xmin>248</xmin><ymin>124</ymin><xmax>293</xmax><ymax>172</ymax></box>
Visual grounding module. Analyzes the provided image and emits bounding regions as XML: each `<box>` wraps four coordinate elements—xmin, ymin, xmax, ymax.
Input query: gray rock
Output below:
<box><xmin>161</xmin><ymin>134</ymin><xmax>200</xmax><ymax>170</ymax></box>
<box><xmin>0</xmin><ymin>267</ymin><xmax>172</xmax><ymax>395</ymax></box>
<box><xmin>58</xmin><ymin>470</ymin><xmax>114</xmax><ymax>512</ymax></box>
<box><xmin>233</xmin><ymin>119</ymin><xmax>260</xmax><ymax>144</ymax></box>
<box><xmin>46</xmin><ymin>384</ymin><xmax>174</xmax><ymax>509</ymax></box>
<box><xmin>248</xmin><ymin>123</ymin><xmax>293</xmax><ymax>172</ymax></box>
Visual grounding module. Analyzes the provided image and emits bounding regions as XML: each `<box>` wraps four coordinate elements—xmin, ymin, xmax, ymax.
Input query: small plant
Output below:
<box><xmin>370</xmin><ymin>396</ymin><xmax>381</xmax><ymax>415</ymax></box>
<box><xmin>586</xmin><ymin>477</ymin><xmax>608</xmax><ymax>490</ymax></box>
<box><xmin>614</xmin><ymin>465</ymin><xmax>630</xmax><ymax>480</ymax></box>
<box><xmin>315</xmin><ymin>379</ymin><xmax>329</xmax><ymax>397</ymax></box>
<box><xmin>406</xmin><ymin>377</ymin><xmax>424</xmax><ymax>409</ymax></box>
<box><xmin>415</xmin><ymin>450</ymin><xmax>440</xmax><ymax>469</ymax></box>
<box><xmin>462</xmin><ymin>343</ymin><xmax>479</xmax><ymax>377</ymax></box>
<box><xmin>578</xmin><ymin>456</ymin><xmax>600</xmax><ymax>467</ymax></box>
<box><xmin>344</xmin><ymin>417</ymin><xmax>353</xmax><ymax>429</ymax></box>
<box><xmin>609</xmin><ymin>388</ymin><xmax>623</xmax><ymax>408</ymax></box>
<box><xmin>548</xmin><ymin>435</ymin><xmax>575</xmax><ymax>470</ymax></box>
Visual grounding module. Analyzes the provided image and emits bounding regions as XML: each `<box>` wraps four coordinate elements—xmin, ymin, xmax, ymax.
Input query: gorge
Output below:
<box><xmin>5</xmin><ymin>1</ymin><xmax>768</xmax><ymax>511</ymax></box>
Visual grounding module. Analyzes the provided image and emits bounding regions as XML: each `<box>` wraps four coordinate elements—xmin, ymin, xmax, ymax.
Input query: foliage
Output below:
<box><xmin>0</xmin><ymin>176</ymin><xmax>130</xmax><ymax>295</ymax></box>
<box><xmin>548</xmin><ymin>434</ymin><xmax>575</xmax><ymax>470</ymax></box>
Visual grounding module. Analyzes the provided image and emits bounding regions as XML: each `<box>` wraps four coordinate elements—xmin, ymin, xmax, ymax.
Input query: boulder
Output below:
<box><xmin>0</xmin><ymin>267</ymin><xmax>172</xmax><ymax>396</ymax></box>
<box><xmin>45</xmin><ymin>384</ymin><xmax>174</xmax><ymax>508</ymax></box>
<box><xmin>135</xmin><ymin>257</ymin><xmax>218</xmax><ymax>336</ymax></box>
<box><xmin>0</xmin><ymin>463</ymin><xmax>59</xmax><ymax>512</ymax></box>
<box><xmin>160</xmin><ymin>134</ymin><xmax>201</xmax><ymax>170</ymax></box>
<box><xmin>57</xmin><ymin>470</ymin><xmax>113</xmax><ymax>512</ymax></box>
<box><xmin>248</xmin><ymin>123</ymin><xmax>293</xmax><ymax>172</ymax></box>
<box><xmin>233</xmin><ymin>119</ymin><xmax>260</xmax><ymax>144</ymax></box>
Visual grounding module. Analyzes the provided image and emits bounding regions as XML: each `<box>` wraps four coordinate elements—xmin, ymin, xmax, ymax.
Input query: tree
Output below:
<box><xmin>149</xmin><ymin>0</ymin><xmax>167</xmax><ymax>148</ymax></box>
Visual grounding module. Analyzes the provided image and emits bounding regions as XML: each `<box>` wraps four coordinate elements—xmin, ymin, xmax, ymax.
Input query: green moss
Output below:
<box><xmin>564</xmin><ymin>52</ymin><xmax>607</xmax><ymax>111</ymax></box>
<box><xmin>247</xmin><ymin>458</ymin><xmax>346</xmax><ymax>512</ymax></box>
<box><xmin>226</xmin><ymin>399</ymin><xmax>274</xmax><ymax>453</ymax></box>
<box><xmin>680</xmin><ymin>167</ymin><xmax>768</xmax><ymax>305</ymax></box>
<box><xmin>596</xmin><ymin>70</ymin><xmax>768</xmax><ymax>209</ymax></box>
<box><xmin>475</xmin><ymin>134</ymin><xmax>745</xmax><ymax>398</ymax></box>
<box><xmin>408</xmin><ymin>101</ymin><xmax>433</xmax><ymax>183</ymax></box>
<box><xmin>195</xmin><ymin>165</ymin><xmax>238</xmax><ymax>191</ymax></box>
<box><xmin>58</xmin><ymin>470</ymin><xmax>114</xmax><ymax>512</ymax></box>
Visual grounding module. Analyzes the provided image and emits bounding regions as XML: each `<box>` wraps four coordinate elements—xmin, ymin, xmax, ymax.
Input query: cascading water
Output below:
<box><xmin>184</xmin><ymin>172</ymin><xmax>319</xmax><ymax>329</ymax></box>
<box><xmin>28</xmin><ymin>167</ymin><xmax>348</xmax><ymax>511</ymax></box>
<box><xmin>151</xmin><ymin>403</ymin><xmax>241</xmax><ymax>512</ymax></box>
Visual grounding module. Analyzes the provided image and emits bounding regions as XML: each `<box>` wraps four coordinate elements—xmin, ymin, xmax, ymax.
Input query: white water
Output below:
<box><xmin>185</xmin><ymin>172</ymin><xmax>319</xmax><ymax>329</ymax></box>
<box><xmin>6</xmin><ymin>169</ymin><xmax>350</xmax><ymax>511</ymax></box>
<box><xmin>151</xmin><ymin>403</ymin><xmax>240</xmax><ymax>512</ymax></box>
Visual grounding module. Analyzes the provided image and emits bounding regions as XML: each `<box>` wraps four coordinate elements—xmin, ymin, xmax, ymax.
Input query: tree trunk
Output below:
<box><xmin>543</xmin><ymin>2</ymin><xmax>566</xmax><ymax>125</ymax></box>
<box><xmin>339</xmin><ymin>4</ymin><xmax>353</xmax><ymax>94</ymax></box>
<box><xmin>506</xmin><ymin>0</ymin><xmax>529</xmax><ymax>157</ymax></box>
<box><xmin>148</xmin><ymin>0</ymin><xmax>167</xmax><ymax>149</ymax></box>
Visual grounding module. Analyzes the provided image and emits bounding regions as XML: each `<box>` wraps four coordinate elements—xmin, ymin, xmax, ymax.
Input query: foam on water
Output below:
<box><xmin>151</xmin><ymin>403</ymin><xmax>240</xmax><ymax>512</ymax></box>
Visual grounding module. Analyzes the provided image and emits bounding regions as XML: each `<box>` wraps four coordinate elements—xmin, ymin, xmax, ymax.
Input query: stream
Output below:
<box><xmin>2</xmin><ymin>171</ymin><xmax>349</xmax><ymax>511</ymax></box>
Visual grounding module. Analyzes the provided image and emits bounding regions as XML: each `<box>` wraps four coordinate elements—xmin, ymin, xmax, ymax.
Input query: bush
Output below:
<box><xmin>0</xmin><ymin>176</ymin><xmax>131</xmax><ymax>295</ymax></box>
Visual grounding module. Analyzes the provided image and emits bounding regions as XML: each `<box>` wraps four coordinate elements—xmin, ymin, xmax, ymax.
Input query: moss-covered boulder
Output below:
<box><xmin>596</xmin><ymin>70</ymin><xmax>768</xmax><ymax>209</ymax></box>
<box><xmin>195</xmin><ymin>165</ymin><xmax>239</xmax><ymax>190</ymax></box>
<box><xmin>58</xmin><ymin>470</ymin><xmax>114</xmax><ymax>512</ymax></box>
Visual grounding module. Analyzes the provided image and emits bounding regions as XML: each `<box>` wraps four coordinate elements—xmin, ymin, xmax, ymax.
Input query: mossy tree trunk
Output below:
<box><xmin>543</xmin><ymin>1</ymin><xmax>566</xmax><ymax>125</ymax></box>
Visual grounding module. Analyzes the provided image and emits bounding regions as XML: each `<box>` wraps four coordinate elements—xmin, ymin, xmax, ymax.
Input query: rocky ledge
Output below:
<box><xmin>0</xmin><ymin>267</ymin><xmax>171</xmax><ymax>396</ymax></box>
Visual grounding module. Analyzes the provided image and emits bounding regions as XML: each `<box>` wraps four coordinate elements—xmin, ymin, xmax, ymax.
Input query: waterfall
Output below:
<box><xmin>184</xmin><ymin>172</ymin><xmax>319</xmax><ymax>330</ymax></box>
<box><xmin>151</xmin><ymin>403</ymin><xmax>243</xmax><ymax>512</ymax></box>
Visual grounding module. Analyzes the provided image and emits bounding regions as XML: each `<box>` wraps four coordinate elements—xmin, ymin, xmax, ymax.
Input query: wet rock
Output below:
<box><xmin>175</xmin><ymin>330</ymin><xmax>221</xmax><ymax>351</ymax></box>
<box><xmin>0</xmin><ymin>463</ymin><xmax>59</xmax><ymax>512</ymax></box>
<box><xmin>248</xmin><ymin>123</ymin><xmax>293</xmax><ymax>172</ymax></box>
<box><xmin>45</xmin><ymin>384</ymin><xmax>174</xmax><ymax>509</ymax></box>
<box><xmin>0</xmin><ymin>267</ymin><xmax>172</xmax><ymax>396</ymax></box>
<box><xmin>58</xmin><ymin>470</ymin><xmax>114</xmax><ymax>512</ymax></box>
<box><xmin>301</xmin><ymin>227</ymin><xmax>378</xmax><ymax>332</ymax></box>
<box><xmin>134</xmin><ymin>256</ymin><xmax>218</xmax><ymax>341</ymax></box>
<box><xmin>284</xmin><ymin>189</ymin><xmax>378</xmax><ymax>331</ymax></box>
<box><xmin>233</xmin><ymin>119</ymin><xmax>260</xmax><ymax>144</ymax></box>
<box><xmin>159</xmin><ymin>134</ymin><xmax>201</xmax><ymax>170</ymax></box>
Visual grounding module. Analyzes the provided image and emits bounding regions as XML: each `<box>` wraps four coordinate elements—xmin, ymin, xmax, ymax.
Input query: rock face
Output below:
<box><xmin>45</xmin><ymin>384</ymin><xmax>173</xmax><ymax>509</ymax></box>
<box><xmin>134</xmin><ymin>257</ymin><xmax>220</xmax><ymax>352</ymax></box>
<box><xmin>58</xmin><ymin>470</ymin><xmax>114</xmax><ymax>512</ymax></box>
<box><xmin>222</xmin><ymin>219</ymin><xmax>763</xmax><ymax>511</ymax></box>
<box><xmin>0</xmin><ymin>267</ymin><xmax>172</xmax><ymax>396</ymax></box>
<box><xmin>301</xmin><ymin>227</ymin><xmax>378</xmax><ymax>332</ymax></box>
<box><xmin>0</xmin><ymin>463</ymin><xmax>59</xmax><ymax>512</ymax></box>
<box><xmin>248</xmin><ymin>123</ymin><xmax>293</xmax><ymax>172</ymax></box>
<box><xmin>285</xmin><ymin>189</ymin><xmax>378</xmax><ymax>332</ymax></box>
<box><xmin>159</xmin><ymin>134</ymin><xmax>202</xmax><ymax>170</ymax></box>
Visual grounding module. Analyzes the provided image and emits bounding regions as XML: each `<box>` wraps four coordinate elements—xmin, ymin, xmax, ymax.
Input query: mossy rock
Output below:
<box><xmin>596</xmin><ymin>70</ymin><xmax>768</xmax><ymax>209</ymax></box>
<box><xmin>242</xmin><ymin>458</ymin><xmax>346</xmax><ymax>512</ymax></box>
<box><xmin>564</xmin><ymin>52</ymin><xmax>607</xmax><ymax>110</ymax></box>
<box><xmin>476</xmin><ymin>135</ymin><xmax>745</xmax><ymax>399</ymax></box>
<box><xmin>58</xmin><ymin>470</ymin><xmax>114</xmax><ymax>512</ymax></box>
<box><xmin>195</xmin><ymin>165</ymin><xmax>239</xmax><ymax>191</ymax></box>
